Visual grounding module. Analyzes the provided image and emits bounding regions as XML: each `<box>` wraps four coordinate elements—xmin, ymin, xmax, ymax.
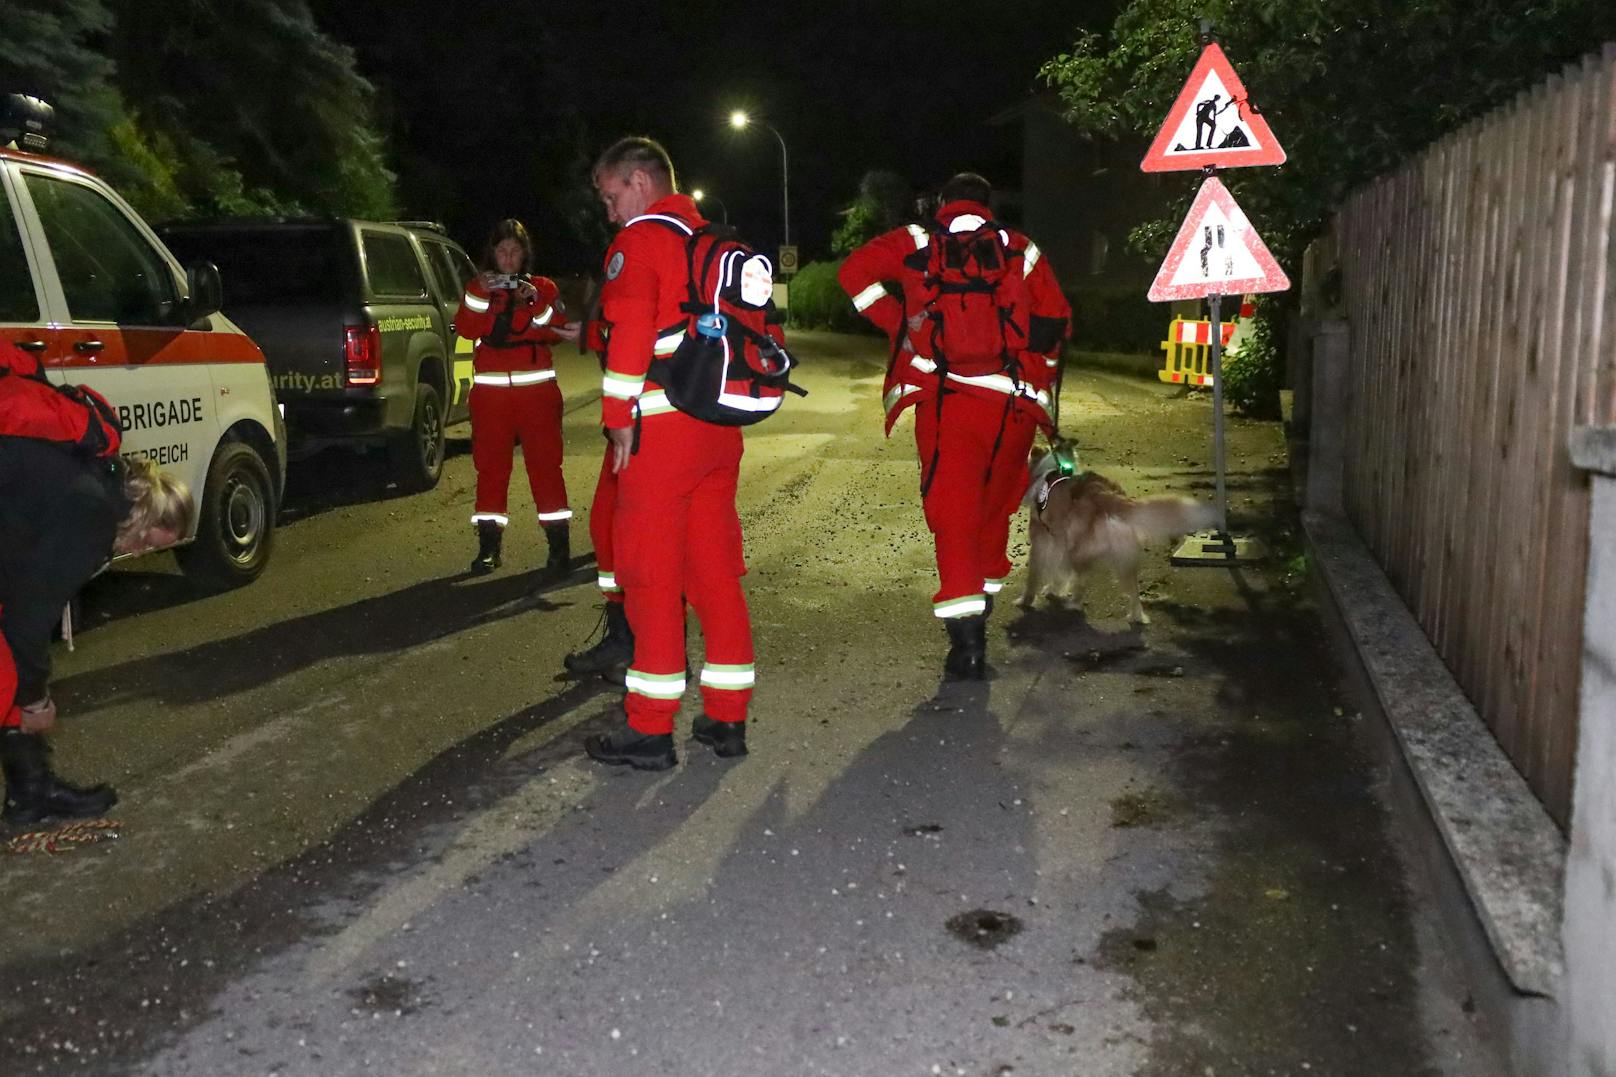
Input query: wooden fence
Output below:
<box><xmin>1333</xmin><ymin>44</ymin><xmax>1616</xmax><ymax>827</ymax></box>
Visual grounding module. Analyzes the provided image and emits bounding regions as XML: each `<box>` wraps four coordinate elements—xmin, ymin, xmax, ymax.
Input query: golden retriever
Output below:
<box><xmin>1019</xmin><ymin>450</ymin><xmax>1216</xmax><ymax>624</ymax></box>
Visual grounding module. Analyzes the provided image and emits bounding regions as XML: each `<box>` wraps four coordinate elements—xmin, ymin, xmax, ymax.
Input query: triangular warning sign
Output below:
<box><xmin>1148</xmin><ymin>177</ymin><xmax>1290</xmax><ymax>301</ymax></box>
<box><xmin>1140</xmin><ymin>43</ymin><xmax>1286</xmax><ymax>172</ymax></box>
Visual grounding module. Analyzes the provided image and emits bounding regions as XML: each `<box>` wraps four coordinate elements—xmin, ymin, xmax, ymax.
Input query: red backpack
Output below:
<box><xmin>0</xmin><ymin>339</ymin><xmax>123</xmax><ymax>458</ymax></box>
<box><xmin>913</xmin><ymin>216</ymin><xmax>1032</xmax><ymax>376</ymax></box>
<box><xmin>640</xmin><ymin>216</ymin><xmax>805</xmax><ymax>426</ymax></box>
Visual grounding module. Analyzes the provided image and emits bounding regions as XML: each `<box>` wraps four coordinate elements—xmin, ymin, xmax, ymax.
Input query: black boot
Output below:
<box><xmin>584</xmin><ymin>724</ymin><xmax>676</xmax><ymax>771</ymax></box>
<box><xmin>541</xmin><ymin>521</ymin><xmax>571</xmax><ymax>581</ymax></box>
<box><xmin>691</xmin><ymin>714</ymin><xmax>748</xmax><ymax>758</ymax></box>
<box><xmin>469</xmin><ymin>520</ymin><xmax>503</xmax><ymax>575</ymax></box>
<box><xmin>563</xmin><ymin>602</ymin><xmax>634</xmax><ymax>684</ymax></box>
<box><xmin>1</xmin><ymin>729</ymin><xmax>118</xmax><ymax>825</ymax></box>
<box><xmin>943</xmin><ymin>614</ymin><xmax>987</xmax><ymax>681</ymax></box>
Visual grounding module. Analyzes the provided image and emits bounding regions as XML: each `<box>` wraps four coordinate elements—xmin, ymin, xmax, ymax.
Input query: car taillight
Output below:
<box><xmin>345</xmin><ymin>324</ymin><xmax>381</xmax><ymax>386</ymax></box>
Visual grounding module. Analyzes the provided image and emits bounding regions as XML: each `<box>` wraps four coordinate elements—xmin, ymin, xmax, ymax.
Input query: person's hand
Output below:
<box><xmin>516</xmin><ymin>279</ymin><xmax>539</xmax><ymax>304</ymax></box>
<box><xmin>551</xmin><ymin>322</ymin><xmax>581</xmax><ymax>342</ymax></box>
<box><xmin>606</xmin><ymin>426</ymin><xmax>634</xmax><ymax>474</ymax></box>
<box><xmin>18</xmin><ymin>697</ymin><xmax>56</xmax><ymax>734</ymax></box>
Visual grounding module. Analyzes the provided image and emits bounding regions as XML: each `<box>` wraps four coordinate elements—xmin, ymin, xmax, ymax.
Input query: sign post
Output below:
<box><xmin>1140</xmin><ymin>28</ymin><xmax>1290</xmax><ymax>567</ymax></box>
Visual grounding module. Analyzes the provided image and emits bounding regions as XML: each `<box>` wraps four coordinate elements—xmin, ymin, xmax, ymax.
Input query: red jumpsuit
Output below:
<box><xmin>599</xmin><ymin>194</ymin><xmax>757</xmax><ymax>735</ymax></box>
<box><xmin>455</xmin><ymin>277</ymin><xmax>571</xmax><ymax>528</ymax></box>
<box><xmin>840</xmin><ymin>200</ymin><xmax>1071</xmax><ymax>618</ymax></box>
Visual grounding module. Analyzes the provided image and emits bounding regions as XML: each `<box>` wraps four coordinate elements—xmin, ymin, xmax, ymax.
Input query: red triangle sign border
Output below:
<box><xmin>1140</xmin><ymin>42</ymin><xmax>1286</xmax><ymax>172</ymax></box>
<box><xmin>1148</xmin><ymin>176</ymin><xmax>1290</xmax><ymax>302</ymax></box>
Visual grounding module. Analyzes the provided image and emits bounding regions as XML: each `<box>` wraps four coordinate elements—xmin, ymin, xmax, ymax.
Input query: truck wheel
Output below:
<box><xmin>388</xmin><ymin>382</ymin><xmax>445</xmax><ymax>492</ymax></box>
<box><xmin>176</xmin><ymin>440</ymin><xmax>276</xmax><ymax>591</ymax></box>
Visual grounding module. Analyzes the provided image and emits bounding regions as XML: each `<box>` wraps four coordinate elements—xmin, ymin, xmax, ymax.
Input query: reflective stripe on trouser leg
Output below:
<box><xmin>512</xmin><ymin>381</ymin><xmax>570</xmax><ymax>523</ymax></box>
<box><xmin>470</xmin><ymin>383</ymin><xmax>517</xmax><ymax>518</ymax></box>
<box><xmin>685</xmin><ymin>448</ymin><xmax>753</xmax><ymax>724</ymax></box>
<box><xmin>590</xmin><ymin>448</ymin><xmax>619</xmax><ymax>597</ymax></box>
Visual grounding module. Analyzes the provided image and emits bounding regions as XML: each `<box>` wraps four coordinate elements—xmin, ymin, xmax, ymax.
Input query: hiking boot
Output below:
<box><xmin>1</xmin><ymin>729</ymin><xmax>118</xmax><ymax>825</ymax></box>
<box><xmin>691</xmin><ymin>714</ymin><xmax>748</xmax><ymax>758</ymax></box>
<box><xmin>942</xmin><ymin>614</ymin><xmax>987</xmax><ymax>681</ymax></box>
<box><xmin>563</xmin><ymin>602</ymin><xmax>633</xmax><ymax>684</ymax></box>
<box><xmin>469</xmin><ymin>520</ymin><xmax>503</xmax><ymax>575</ymax></box>
<box><xmin>541</xmin><ymin>521</ymin><xmax>571</xmax><ymax>581</ymax></box>
<box><xmin>584</xmin><ymin>726</ymin><xmax>676</xmax><ymax>771</ymax></box>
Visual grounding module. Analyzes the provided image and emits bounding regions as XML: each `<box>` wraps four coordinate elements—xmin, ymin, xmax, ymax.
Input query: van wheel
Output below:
<box><xmin>388</xmin><ymin>382</ymin><xmax>445</xmax><ymax>492</ymax></box>
<box><xmin>177</xmin><ymin>440</ymin><xmax>276</xmax><ymax>591</ymax></box>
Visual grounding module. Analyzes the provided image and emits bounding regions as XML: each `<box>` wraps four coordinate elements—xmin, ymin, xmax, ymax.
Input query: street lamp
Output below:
<box><xmin>727</xmin><ymin>109</ymin><xmax>790</xmax><ymax>251</ymax></box>
<box><xmin>691</xmin><ymin>188</ymin><xmax>728</xmax><ymax>224</ymax></box>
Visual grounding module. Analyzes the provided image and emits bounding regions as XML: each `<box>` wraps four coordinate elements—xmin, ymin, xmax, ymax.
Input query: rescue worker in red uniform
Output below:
<box><xmin>0</xmin><ymin>340</ymin><xmax>193</xmax><ymax>821</ymax></box>
<box><xmin>581</xmin><ymin>137</ymin><xmax>757</xmax><ymax>770</ymax></box>
<box><xmin>455</xmin><ymin>219</ymin><xmax>578</xmax><ymax>579</ymax></box>
<box><xmin>840</xmin><ymin>173</ymin><xmax>1071</xmax><ymax>679</ymax></box>
<box><xmin>562</xmin><ymin>315</ymin><xmax>634</xmax><ymax>684</ymax></box>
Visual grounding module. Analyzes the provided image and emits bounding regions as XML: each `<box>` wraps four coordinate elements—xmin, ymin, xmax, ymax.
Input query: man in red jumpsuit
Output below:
<box><xmin>582</xmin><ymin>136</ymin><xmax>756</xmax><ymax>770</ymax></box>
<box><xmin>840</xmin><ymin>173</ymin><xmax>1071</xmax><ymax>679</ymax></box>
<box><xmin>455</xmin><ymin>225</ymin><xmax>575</xmax><ymax>580</ymax></box>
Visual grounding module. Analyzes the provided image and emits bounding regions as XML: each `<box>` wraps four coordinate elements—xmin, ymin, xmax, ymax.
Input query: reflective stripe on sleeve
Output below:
<box><xmin>933</xmin><ymin>594</ymin><xmax>988</xmax><ymax>619</ymax></box>
<box><xmin>625</xmin><ymin>669</ymin><xmax>687</xmax><ymax>699</ymax></box>
<box><xmin>883</xmin><ymin>382</ymin><xmax>923</xmax><ymax>412</ymax></box>
<box><xmin>906</xmin><ymin>224</ymin><xmax>929</xmax><ymax>249</ymax></box>
<box><xmin>851</xmin><ymin>283</ymin><xmax>887</xmax><ymax>312</ymax></box>
<box><xmin>462</xmin><ymin>291</ymin><xmax>491</xmax><ymax>313</ymax></box>
<box><xmin>636</xmin><ymin>390</ymin><xmax>677</xmax><ymax>417</ymax></box>
<box><xmin>602</xmin><ymin>370</ymin><xmax>645</xmax><ymax>399</ymax></box>
<box><xmin>597</xmin><ymin>572</ymin><xmax>621</xmax><ymax>593</ymax></box>
<box><xmin>537</xmin><ymin>509</ymin><xmax>573</xmax><ymax>522</ymax></box>
<box><xmin>532</xmin><ymin>305</ymin><xmax>554</xmax><ymax>326</ymax></box>
<box><xmin>699</xmin><ymin>663</ymin><xmax>756</xmax><ymax>690</ymax></box>
<box><xmin>1023</xmin><ymin>242</ymin><xmax>1041</xmax><ymax>276</ymax></box>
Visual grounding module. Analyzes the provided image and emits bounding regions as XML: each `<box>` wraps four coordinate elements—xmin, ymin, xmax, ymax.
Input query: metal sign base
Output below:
<box><xmin>1170</xmin><ymin>529</ymin><xmax>1267</xmax><ymax>566</ymax></box>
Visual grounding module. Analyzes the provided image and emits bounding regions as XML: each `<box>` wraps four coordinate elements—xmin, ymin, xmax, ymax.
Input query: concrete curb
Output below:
<box><xmin>1302</xmin><ymin>510</ymin><xmax>1566</xmax><ymax>998</ymax></box>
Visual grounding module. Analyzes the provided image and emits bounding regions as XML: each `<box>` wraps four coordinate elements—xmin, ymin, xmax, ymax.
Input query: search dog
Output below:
<box><xmin>1019</xmin><ymin>449</ymin><xmax>1215</xmax><ymax>624</ymax></box>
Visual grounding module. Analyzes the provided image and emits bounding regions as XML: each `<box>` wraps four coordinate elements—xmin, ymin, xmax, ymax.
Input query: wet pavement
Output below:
<box><xmin>0</xmin><ymin>332</ymin><xmax>1501</xmax><ymax>1075</ymax></box>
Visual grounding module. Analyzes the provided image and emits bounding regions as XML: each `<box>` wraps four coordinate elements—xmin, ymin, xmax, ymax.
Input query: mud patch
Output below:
<box><xmin>946</xmin><ymin>909</ymin><xmax>1024</xmax><ymax>950</ymax></box>
<box><xmin>1109</xmin><ymin>790</ymin><xmax>1179</xmax><ymax>829</ymax></box>
<box><xmin>349</xmin><ymin>973</ymin><xmax>423</xmax><ymax>1016</ymax></box>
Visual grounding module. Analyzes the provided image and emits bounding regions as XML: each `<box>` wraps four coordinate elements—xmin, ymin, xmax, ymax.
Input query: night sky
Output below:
<box><xmin>309</xmin><ymin>0</ymin><xmax>1118</xmax><ymax>271</ymax></box>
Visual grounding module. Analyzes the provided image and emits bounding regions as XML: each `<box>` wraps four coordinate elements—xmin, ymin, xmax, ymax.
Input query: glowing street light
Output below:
<box><xmin>725</xmin><ymin>109</ymin><xmax>790</xmax><ymax>250</ymax></box>
<box><xmin>692</xmin><ymin>188</ymin><xmax>728</xmax><ymax>223</ymax></box>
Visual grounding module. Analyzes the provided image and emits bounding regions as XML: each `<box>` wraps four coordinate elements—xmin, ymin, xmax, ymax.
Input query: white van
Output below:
<box><xmin>0</xmin><ymin>101</ymin><xmax>284</xmax><ymax>589</ymax></box>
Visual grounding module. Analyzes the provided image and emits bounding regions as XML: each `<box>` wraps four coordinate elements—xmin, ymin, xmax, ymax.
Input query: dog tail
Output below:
<box><xmin>1124</xmin><ymin>498</ymin><xmax>1217</xmax><ymax>541</ymax></box>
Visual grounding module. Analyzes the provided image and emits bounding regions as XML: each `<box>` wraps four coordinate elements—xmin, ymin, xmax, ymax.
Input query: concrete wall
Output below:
<box><xmin>1565</xmin><ymin>428</ymin><xmax>1616</xmax><ymax>1077</ymax></box>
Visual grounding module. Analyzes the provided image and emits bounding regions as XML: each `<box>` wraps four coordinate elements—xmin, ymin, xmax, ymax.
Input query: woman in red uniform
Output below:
<box><xmin>455</xmin><ymin>219</ymin><xmax>579</xmax><ymax>578</ymax></box>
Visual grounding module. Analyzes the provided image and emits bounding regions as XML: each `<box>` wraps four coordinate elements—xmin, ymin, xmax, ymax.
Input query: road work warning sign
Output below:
<box><xmin>1148</xmin><ymin>177</ymin><xmax>1289</xmax><ymax>301</ymax></box>
<box><xmin>1140</xmin><ymin>42</ymin><xmax>1286</xmax><ymax>172</ymax></box>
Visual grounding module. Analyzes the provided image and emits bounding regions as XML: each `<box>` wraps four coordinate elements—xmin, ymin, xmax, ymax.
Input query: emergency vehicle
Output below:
<box><xmin>0</xmin><ymin>95</ymin><xmax>284</xmax><ymax>589</ymax></box>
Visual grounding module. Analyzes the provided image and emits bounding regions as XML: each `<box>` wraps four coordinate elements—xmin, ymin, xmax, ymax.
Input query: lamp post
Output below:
<box><xmin>691</xmin><ymin>188</ymin><xmax>728</xmax><ymax>224</ymax></box>
<box><xmin>728</xmin><ymin>109</ymin><xmax>789</xmax><ymax>251</ymax></box>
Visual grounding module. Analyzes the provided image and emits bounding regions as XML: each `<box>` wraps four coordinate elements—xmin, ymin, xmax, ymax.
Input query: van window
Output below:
<box><xmin>25</xmin><ymin>171</ymin><xmax>179</xmax><ymax>325</ymax></box>
<box><xmin>362</xmin><ymin>231</ymin><xmax>427</xmax><ymax>299</ymax></box>
<box><xmin>160</xmin><ymin>227</ymin><xmax>343</xmax><ymax>305</ymax></box>
<box><xmin>421</xmin><ymin>240</ymin><xmax>463</xmax><ymax>303</ymax></box>
<box><xmin>0</xmin><ymin>181</ymin><xmax>40</xmax><ymax>322</ymax></box>
<box><xmin>448</xmin><ymin>245</ymin><xmax>477</xmax><ymax>289</ymax></box>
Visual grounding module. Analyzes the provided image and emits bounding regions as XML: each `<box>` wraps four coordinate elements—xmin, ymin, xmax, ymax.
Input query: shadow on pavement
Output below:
<box><xmin>54</xmin><ymin>560</ymin><xmax>595</xmax><ymax>715</ymax></box>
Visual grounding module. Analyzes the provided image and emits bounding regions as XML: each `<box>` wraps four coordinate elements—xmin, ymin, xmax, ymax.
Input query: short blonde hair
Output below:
<box><xmin>117</xmin><ymin>456</ymin><xmax>194</xmax><ymax>548</ymax></box>
<box><xmin>592</xmin><ymin>136</ymin><xmax>677</xmax><ymax>193</ymax></box>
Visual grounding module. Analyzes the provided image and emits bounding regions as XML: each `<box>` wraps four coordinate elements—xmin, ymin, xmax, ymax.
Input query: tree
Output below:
<box><xmin>1040</xmin><ymin>0</ymin><xmax>1616</xmax><ymax>267</ymax></box>
<box><xmin>832</xmin><ymin>170</ymin><xmax>914</xmax><ymax>255</ymax></box>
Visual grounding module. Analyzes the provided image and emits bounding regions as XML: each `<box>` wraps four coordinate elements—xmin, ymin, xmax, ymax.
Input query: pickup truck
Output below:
<box><xmin>158</xmin><ymin>218</ymin><xmax>479</xmax><ymax>490</ymax></box>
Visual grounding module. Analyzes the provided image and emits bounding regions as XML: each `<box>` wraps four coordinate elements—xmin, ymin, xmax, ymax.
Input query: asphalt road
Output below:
<box><xmin>0</xmin><ymin>332</ymin><xmax>1500</xmax><ymax>1076</ymax></box>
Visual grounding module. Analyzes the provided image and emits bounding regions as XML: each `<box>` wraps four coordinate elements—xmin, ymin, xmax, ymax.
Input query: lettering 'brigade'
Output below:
<box><xmin>840</xmin><ymin>172</ymin><xmax>1071</xmax><ymax>680</ymax></box>
<box><xmin>454</xmin><ymin>218</ymin><xmax>573</xmax><ymax>580</ymax></box>
<box><xmin>583</xmin><ymin>136</ymin><xmax>768</xmax><ymax>771</ymax></box>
